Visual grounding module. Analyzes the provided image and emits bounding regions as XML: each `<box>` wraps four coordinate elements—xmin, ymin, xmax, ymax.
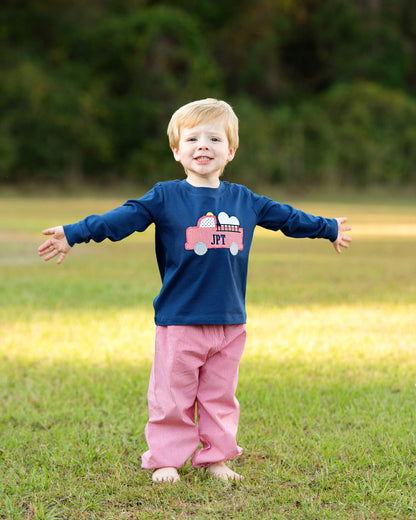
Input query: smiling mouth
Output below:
<box><xmin>194</xmin><ymin>156</ymin><xmax>212</xmax><ymax>162</ymax></box>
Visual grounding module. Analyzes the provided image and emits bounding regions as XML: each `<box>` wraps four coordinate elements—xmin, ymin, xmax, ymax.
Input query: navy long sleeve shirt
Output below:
<box><xmin>63</xmin><ymin>180</ymin><xmax>338</xmax><ymax>325</ymax></box>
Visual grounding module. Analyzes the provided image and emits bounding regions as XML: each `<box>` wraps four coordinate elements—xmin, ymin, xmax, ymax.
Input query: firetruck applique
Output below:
<box><xmin>185</xmin><ymin>212</ymin><xmax>244</xmax><ymax>256</ymax></box>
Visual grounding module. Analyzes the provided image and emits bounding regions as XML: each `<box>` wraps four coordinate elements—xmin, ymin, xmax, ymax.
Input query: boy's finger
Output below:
<box><xmin>39</xmin><ymin>240</ymin><xmax>61</xmax><ymax>257</ymax></box>
<box><xmin>43</xmin><ymin>248</ymin><xmax>65</xmax><ymax>262</ymax></box>
<box><xmin>38</xmin><ymin>238</ymin><xmax>53</xmax><ymax>253</ymax></box>
<box><xmin>38</xmin><ymin>242</ymin><xmax>49</xmax><ymax>254</ymax></box>
<box><xmin>42</xmin><ymin>227</ymin><xmax>58</xmax><ymax>235</ymax></box>
<box><xmin>56</xmin><ymin>253</ymin><xmax>67</xmax><ymax>265</ymax></box>
<box><xmin>42</xmin><ymin>251</ymin><xmax>56</xmax><ymax>261</ymax></box>
<box><xmin>336</xmin><ymin>217</ymin><xmax>348</xmax><ymax>224</ymax></box>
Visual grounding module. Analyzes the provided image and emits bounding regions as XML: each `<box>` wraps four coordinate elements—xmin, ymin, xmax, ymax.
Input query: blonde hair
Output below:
<box><xmin>167</xmin><ymin>98</ymin><xmax>239</xmax><ymax>150</ymax></box>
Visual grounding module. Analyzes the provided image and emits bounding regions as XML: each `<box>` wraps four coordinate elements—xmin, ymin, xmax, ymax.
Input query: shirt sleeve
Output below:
<box><xmin>253</xmin><ymin>193</ymin><xmax>338</xmax><ymax>242</ymax></box>
<box><xmin>63</xmin><ymin>183</ymin><xmax>164</xmax><ymax>246</ymax></box>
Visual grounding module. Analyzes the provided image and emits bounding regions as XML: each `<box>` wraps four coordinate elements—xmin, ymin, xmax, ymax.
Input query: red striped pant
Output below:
<box><xmin>141</xmin><ymin>324</ymin><xmax>246</xmax><ymax>469</ymax></box>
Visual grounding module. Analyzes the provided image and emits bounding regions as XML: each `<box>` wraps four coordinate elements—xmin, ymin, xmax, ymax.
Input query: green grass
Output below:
<box><xmin>1</xmin><ymin>195</ymin><xmax>415</xmax><ymax>519</ymax></box>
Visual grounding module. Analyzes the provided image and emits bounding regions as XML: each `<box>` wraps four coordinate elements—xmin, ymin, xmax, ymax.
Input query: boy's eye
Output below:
<box><xmin>184</xmin><ymin>136</ymin><xmax>222</xmax><ymax>142</ymax></box>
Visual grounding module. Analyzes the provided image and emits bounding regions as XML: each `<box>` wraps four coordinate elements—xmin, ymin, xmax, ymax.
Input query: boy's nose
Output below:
<box><xmin>198</xmin><ymin>137</ymin><xmax>210</xmax><ymax>149</ymax></box>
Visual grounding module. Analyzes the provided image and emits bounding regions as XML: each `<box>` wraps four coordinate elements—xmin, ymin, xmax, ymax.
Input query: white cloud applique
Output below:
<box><xmin>218</xmin><ymin>212</ymin><xmax>240</xmax><ymax>228</ymax></box>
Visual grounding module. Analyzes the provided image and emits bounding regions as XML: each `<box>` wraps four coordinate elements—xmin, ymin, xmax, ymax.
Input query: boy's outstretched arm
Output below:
<box><xmin>332</xmin><ymin>217</ymin><xmax>352</xmax><ymax>254</ymax></box>
<box><xmin>38</xmin><ymin>226</ymin><xmax>72</xmax><ymax>264</ymax></box>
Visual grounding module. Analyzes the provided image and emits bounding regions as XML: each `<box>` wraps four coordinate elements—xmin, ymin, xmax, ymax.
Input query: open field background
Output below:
<box><xmin>0</xmin><ymin>194</ymin><xmax>415</xmax><ymax>519</ymax></box>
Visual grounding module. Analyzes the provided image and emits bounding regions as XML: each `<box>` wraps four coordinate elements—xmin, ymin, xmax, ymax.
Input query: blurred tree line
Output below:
<box><xmin>1</xmin><ymin>0</ymin><xmax>416</xmax><ymax>189</ymax></box>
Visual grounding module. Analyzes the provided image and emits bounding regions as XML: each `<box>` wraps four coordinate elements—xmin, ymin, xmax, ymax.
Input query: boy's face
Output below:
<box><xmin>171</xmin><ymin>121</ymin><xmax>236</xmax><ymax>187</ymax></box>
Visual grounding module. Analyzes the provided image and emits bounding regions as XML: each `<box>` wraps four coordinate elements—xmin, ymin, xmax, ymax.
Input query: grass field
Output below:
<box><xmin>1</xmin><ymin>193</ymin><xmax>415</xmax><ymax>519</ymax></box>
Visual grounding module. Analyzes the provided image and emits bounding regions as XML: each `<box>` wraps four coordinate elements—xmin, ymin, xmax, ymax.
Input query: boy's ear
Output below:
<box><xmin>227</xmin><ymin>148</ymin><xmax>237</xmax><ymax>163</ymax></box>
<box><xmin>171</xmin><ymin>146</ymin><xmax>181</xmax><ymax>162</ymax></box>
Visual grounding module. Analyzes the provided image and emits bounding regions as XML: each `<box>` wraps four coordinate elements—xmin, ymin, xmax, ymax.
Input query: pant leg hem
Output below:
<box><xmin>191</xmin><ymin>447</ymin><xmax>243</xmax><ymax>469</ymax></box>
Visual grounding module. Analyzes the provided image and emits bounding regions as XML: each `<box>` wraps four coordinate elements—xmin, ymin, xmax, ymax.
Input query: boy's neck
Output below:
<box><xmin>185</xmin><ymin>175</ymin><xmax>221</xmax><ymax>188</ymax></box>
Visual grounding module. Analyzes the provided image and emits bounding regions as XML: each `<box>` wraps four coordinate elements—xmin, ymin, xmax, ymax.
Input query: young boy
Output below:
<box><xmin>38</xmin><ymin>98</ymin><xmax>351</xmax><ymax>483</ymax></box>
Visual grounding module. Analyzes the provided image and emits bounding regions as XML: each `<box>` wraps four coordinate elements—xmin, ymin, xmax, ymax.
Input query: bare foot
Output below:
<box><xmin>152</xmin><ymin>467</ymin><xmax>180</xmax><ymax>483</ymax></box>
<box><xmin>207</xmin><ymin>462</ymin><xmax>244</xmax><ymax>481</ymax></box>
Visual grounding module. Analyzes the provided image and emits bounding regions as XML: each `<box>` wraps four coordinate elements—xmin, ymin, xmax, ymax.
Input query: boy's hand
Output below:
<box><xmin>333</xmin><ymin>217</ymin><xmax>352</xmax><ymax>254</ymax></box>
<box><xmin>38</xmin><ymin>226</ymin><xmax>71</xmax><ymax>264</ymax></box>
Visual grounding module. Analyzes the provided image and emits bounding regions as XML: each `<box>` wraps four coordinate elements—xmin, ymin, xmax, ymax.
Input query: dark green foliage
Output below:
<box><xmin>267</xmin><ymin>82</ymin><xmax>416</xmax><ymax>188</ymax></box>
<box><xmin>1</xmin><ymin>0</ymin><xmax>415</xmax><ymax>187</ymax></box>
<box><xmin>321</xmin><ymin>83</ymin><xmax>416</xmax><ymax>185</ymax></box>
